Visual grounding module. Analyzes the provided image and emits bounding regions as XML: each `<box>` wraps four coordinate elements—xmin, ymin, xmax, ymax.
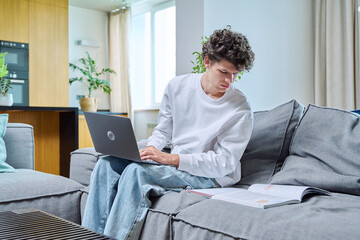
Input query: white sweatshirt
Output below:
<box><xmin>147</xmin><ymin>73</ymin><xmax>253</xmax><ymax>187</ymax></box>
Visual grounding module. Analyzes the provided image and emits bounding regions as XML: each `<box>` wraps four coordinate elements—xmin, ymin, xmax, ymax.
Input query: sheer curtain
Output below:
<box><xmin>356</xmin><ymin>1</ymin><xmax>360</xmax><ymax>109</ymax></box>
<box><xmin>315</xmin><ymin>0</ymin><xmax>360</xmax><ymax>110</ymax></box>
<box><xmin>108</xmin><ymin>8</ymin><xmax>132</xmax><ymax>117</ymax></box>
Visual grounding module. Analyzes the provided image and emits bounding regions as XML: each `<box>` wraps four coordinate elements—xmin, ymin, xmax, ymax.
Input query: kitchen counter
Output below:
<box><xmin>0</xmin><ymin>106</ymin><xmax>78</xmax><ymax>177</ymax></box>
<box><xmin>79</xmin><ymin>110</ymin><xmax>127</xmax><ymax>115</ymax></box>
<box><xmin>0</xmin><ymin>106</ymin><xmax>78</xmax><ymax>112</ymax></box>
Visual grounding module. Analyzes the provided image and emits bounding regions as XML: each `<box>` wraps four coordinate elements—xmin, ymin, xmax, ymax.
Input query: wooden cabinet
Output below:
<box><xmin>79</xmin><ymin>114</ymin><xmax>93</xmax><ymax>149</ymax></box>
<box><xmin>0</xmin><ymin>0</ymin><xmax>29</xmax><ymax>43</ymax></box>
<box><xmin>32</xmin><ymin>0</ymin><xmax>67</xmax><ymax>7</ymax></box>
<box><xmin>79</xmin><ymin>114</ymin><xmax>127</xmax><ymax>149</ymax></box>
<box><xmin>0</xmin><ymin>0</ymin><xmax>69</xmax><ymax>107</ymax></box>
<box><xmin>0</xmin><ymin>0</ymin><xmax>73</xmax><ymax>176</ymax></box>
<box><xmin>0</xmin><ymin>106</ymin><xmax>78</xmax><ymax>177</ymax></box>
<box><xmin>29</xmin><ymin>0</ymin><xmax>69</xmax><ymax>107</ymax></box>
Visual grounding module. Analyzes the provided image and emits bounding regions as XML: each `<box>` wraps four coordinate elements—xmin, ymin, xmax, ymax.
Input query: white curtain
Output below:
<box><xmin>108</xmin><ymin>8</ymin><xmax>132</xmax><ymax>117</ymax></box>
<box><xmin>356</xmin><ymin>0</ymin><xmax>360</xmax><ymax>109</ymax></box>
<box><xmin>315</xmin><ymin>0</ymin><xmax>360</xmax><ymax>110</ymax></box>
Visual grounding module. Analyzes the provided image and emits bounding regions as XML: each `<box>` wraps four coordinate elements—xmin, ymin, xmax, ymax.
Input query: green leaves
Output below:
<box><xmin>0</xmin><ymin>52</ymin><xmax>8</xmax><ymax>79</ymax></box>
<box><xmin>0</xmin><ymin>52</ymin><xmax>11</xmax><ymax>94</ymax></box>
<box><xmin>191</xmin><ymin>36</ymin><xmax>208</xmax><ymax>74</ymax></box>
<box><xmin>87</xmin><ymin>78</ymin><xmax>111</xmax><ymax>97</ymax></box>
<box><xmin>69</xmin><ymin>51</ymin><xmax>116</xmax><ymax>97</ymax></box>
<box><xmin>96</xmin><ymin>67</ymin><xmax>115</xmax><ymax>77</ymax></box>
<box><xmin>69</xmin><ymin>76</ymin><xmax>83</xmax><ymax>84</ymax></box>
<box><xmin>191</xmin><ymin>51</ymin><xmax>206</xmax><ymax>74</ymax></box>
<box><xmin>0</xmin><ymin>78</ymin><xmax>12</xmax><ymax>95</ymax></box>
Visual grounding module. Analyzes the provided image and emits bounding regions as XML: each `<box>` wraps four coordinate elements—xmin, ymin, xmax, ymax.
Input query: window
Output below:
<box><xmin>131</xmin><ymin>1</ymin><xmax>176</xmax><ymax>109</ymax></box>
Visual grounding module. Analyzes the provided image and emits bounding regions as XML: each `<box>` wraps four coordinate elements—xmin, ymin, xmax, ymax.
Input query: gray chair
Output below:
<box><xmin>0</xmin><ymin>123</ymin><xmax>84</xmax><ymax>223</ymax></box>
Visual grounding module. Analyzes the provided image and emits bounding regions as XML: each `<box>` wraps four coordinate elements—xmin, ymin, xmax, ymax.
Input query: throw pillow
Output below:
<box><xmin>0</xmin><ymin>114</ymin><xmax>14</xmax><ymax>173</ymax></box>
<box><xmin>352</xmin><ymin>110</ymin><xmax>360</xmax><ymax>115</ymax></box>
<box><xmin>238</xmin><ymin>100</ymin><xmax>304</xmax><ymax>186</ymax></box>
<box><xmin>270</xmin><ymin>105</ymin><xmax>360</xmax><ymax>196</ymax></box>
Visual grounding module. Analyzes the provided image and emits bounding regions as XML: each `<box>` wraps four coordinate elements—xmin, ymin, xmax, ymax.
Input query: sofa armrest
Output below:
<box><xmin>70</xmin><ymin>143</ymin><xmax>171</xmax><ymax>186</ymax></box>
<box><xmin>4</xmin><ymin>123</ymin><xmax>34</xmax><ymax>169</ymax></box>
<box><xmin>70</xmin><ymin>148</ymin><xmax>104</xmax><ymax>186</ymax></box>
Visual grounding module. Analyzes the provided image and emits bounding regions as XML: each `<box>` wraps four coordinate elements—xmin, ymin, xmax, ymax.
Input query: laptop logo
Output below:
<box><xmin>107</xmin><ymin>131</ymin><xmax>115</xmax><ymax>141</ymax></box>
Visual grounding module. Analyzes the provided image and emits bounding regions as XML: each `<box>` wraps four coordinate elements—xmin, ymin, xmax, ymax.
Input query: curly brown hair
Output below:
<box><xmin>202</xmin><ymin>28</ymin><xmax>255</xmax><ymax>72</ymax></box>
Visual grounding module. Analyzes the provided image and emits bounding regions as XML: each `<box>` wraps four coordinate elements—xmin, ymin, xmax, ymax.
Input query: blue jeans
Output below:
<box><xmin>82</xmin><ymin>156</ymin><xmax>218</xmax><ymax>240</ymax></box>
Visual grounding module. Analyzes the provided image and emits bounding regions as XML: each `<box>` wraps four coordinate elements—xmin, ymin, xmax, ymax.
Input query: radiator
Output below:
<box><xmin>0</xmin><ymin>209</ymin><xmax>113</xmax><ymax>240</ymax></box>
<box><xmin>146</xmin><ymin>122</ymin><xmax>158</xmax><ymax>138</ymax></box>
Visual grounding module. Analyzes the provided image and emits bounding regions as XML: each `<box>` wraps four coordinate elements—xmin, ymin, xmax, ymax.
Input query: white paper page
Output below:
<box><xmin>248</xmin><ymin>184</ymin><xmax>309</xmax><ymax>201</ymax></box>
<box><xmin>188</xmin><ymin>188</ymin><xmax>241</xmax><ymax>197</ymax></box>
<box><xmin>212</xmin><ymin>189</ymin><xmax>295</xmax><ymax>208</ymax></box>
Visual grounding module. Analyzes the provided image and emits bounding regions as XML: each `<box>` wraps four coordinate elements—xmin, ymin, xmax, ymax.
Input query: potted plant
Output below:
<box><xmin>0</xmin><ymin>52</ymin><xmax>13</xmax><ymax>106</ymax></box>
<box><xmin>69</xmin><ymin>52</ymin><xmax>115</xmax><ymax>112</ymax></box>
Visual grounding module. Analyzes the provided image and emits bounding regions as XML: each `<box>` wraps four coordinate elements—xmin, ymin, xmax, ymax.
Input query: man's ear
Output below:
<box><xmin>203</xmin><ymin>56</ymin><xmax>210</xmax><ymax>68</ymax></box>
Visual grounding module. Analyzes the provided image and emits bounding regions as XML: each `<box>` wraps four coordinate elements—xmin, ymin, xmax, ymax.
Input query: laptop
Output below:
<box><xmin>84</xmin><ymin>112</ymin><xmax>159</xmax><ymax>164</ymax></box>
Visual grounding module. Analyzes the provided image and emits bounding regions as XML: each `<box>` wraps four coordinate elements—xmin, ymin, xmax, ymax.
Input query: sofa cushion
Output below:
<box><xmin>270</xmin><ymin>105</ymin><xmax>360</xmax><ymax>196</ymax></box>
<box><xmin>140</xmin><ymin>191</ymin><xmax>208</xmax><ymax>240</ymax></box>
<box><xmin>0</xmin><ymin>169</ymin><xmax>84</xmax><ymax>223</ymax></box>
<box><xmin>171</xmin><ymin>191</ymin><xmax>360</xmax><ymax>240</ymax></box>
<box><xmin>0</xmin><ymin>114</ymin><xmax>14</xmax><ymax>173</ymax></box>
<box><xmin>70</xmin><ymin>147</ymin><xmax>104</xmax><ymax>186</ymax></box>
<box><xmin>0</xmin><ymin>169</ymin><xmax>83</xmax><ymax>202</ymax></box>
<box><xmin>4</xmin><ymin>123</ymin><xmax>34</xmax><ymax>169</ymax></box>
<box><xmin>238</xmin><ymin>100</ymin><xmax>304</xmax><ymax>186</ymax></box>
<box><xmin>80</xmin><ymin>186</ymin><xmax>90</xmax><ymax>220</ymax></box>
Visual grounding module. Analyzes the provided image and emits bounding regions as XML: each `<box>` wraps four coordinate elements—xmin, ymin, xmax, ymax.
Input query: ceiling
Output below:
<box><xmin>69</xmin><ymin>0</ymin><xmax>146</xmax><ymax>12</ymax></box>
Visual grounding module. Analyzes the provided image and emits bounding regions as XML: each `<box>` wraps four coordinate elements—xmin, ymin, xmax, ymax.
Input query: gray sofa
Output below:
<box><xmin>70</xmin><ymin>99</ymin><xmax>360</xmax><ymax>240</ymax></box>
<box><xmin>0</xmin><ymin>123</ymin><xmax>84</xmax><ymax>224</ymax></box>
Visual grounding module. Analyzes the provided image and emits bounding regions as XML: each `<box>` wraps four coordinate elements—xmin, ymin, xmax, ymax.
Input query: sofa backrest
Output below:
<box><xmin>4</xmin><ymin>123</ymin><xmax>34</xmax><ymax>169</ymax></box>
<box><xmin>270</xmin><ymin>104</ymin><xmax>360</xmax><ymax>196</ymax></box>
<box><xmin>238</xmin><ymin>100</ymin><xmax>305</xmax><ymax>186</ymax></box>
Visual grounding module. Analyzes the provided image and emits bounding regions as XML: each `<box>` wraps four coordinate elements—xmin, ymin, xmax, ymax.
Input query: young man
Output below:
<box><xmin>82</xmin><ymin>28</ymin><xmax>255</xmax><ymax>240</ymax></box>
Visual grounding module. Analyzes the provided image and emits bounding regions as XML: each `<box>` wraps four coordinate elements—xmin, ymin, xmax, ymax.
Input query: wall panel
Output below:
<box><xmin>0</xmin><ymin>0</ymin><xmax>29</xmax><ymax>43</ymax></box>
<box><xmin>29</xmin><ymin>0</ymin><xmax>69</xmax><ymax>107</ymax></box>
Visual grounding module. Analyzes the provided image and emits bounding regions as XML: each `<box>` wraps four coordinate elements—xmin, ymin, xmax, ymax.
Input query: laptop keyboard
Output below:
<box><xmin>142</xmin><ymin>159</ymin><xmax>160</xmax><ymax>165</ymax></box>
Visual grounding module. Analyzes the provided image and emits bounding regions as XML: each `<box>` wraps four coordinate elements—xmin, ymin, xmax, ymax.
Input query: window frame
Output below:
<box><xmin>131</xmin><ymin>0</ymin><xmax>176</xmax><ymax>109</ymax></box>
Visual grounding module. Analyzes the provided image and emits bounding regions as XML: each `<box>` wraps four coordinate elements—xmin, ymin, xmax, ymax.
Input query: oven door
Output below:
<box><xmin>0</xmin><ymin>47</ymin><xmax>29</xmax><ymax>72</ymax></box>
<box><xmin>7</xmin><ymin>79</ymin><xmax>29</xmax><ymax>106</ymax></box>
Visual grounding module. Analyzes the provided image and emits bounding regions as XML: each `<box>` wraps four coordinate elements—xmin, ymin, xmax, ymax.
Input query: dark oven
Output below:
<box><xmin>0</xmin><ymin>40</ymin><xmax>29</xmax><ymax>106</ymax></box>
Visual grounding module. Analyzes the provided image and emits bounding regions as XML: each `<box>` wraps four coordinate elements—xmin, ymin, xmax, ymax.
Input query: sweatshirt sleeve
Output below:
<box><xmin>177</xmin><ymin>112</ymin><xmax>253</xmax><ymax>178</ymax></box>
<box><xmin>146</xmin><ymin>84</ymin><xmax>173</xmax><ymax>150</ymax></box>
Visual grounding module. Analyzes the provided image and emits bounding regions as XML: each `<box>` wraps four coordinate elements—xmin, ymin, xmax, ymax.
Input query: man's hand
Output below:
<box><xmin>140</xmin><ymin>146</ymin><xmax>179</xmax><ymax>167</ymax></box>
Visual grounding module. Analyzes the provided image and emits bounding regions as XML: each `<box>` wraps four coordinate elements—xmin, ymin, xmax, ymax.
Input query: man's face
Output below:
<box><xmin>204</xmin><ymin>57</ymin><xmax>239</xmax><ymax>94</ymax></box>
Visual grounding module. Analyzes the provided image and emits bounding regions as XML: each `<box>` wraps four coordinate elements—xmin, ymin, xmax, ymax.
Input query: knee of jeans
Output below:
<box><xmin>92</xmin><ymin>156</ymin><xmax>112</xmax><ymax>176</ymax></box>
<box><xmin>123</xmin><ymin>163</ymin><xmax>141</xmax><ymax>173</ymax></box>
<box><xmin>122</xmin><ymin>163</ymin><xmax>145</xmax><ymax>178</ymax></box>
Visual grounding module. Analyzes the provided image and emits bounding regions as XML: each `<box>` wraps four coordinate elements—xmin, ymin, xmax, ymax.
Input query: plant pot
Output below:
<box><xmin>79</xmin><ymin>97</ymin><xmax>99</xmax><ymax>112</ymax></box>
<box><xmin>0</xmin><ymin>93</ymin><xmax>13</xmax><ymax>106</ymax></box>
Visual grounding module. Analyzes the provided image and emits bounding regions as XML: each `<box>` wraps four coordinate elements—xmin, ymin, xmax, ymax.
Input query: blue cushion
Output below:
<box><xmin>0</xmin><ymin>114</ymin><xmax>14</xmax><ymax>172</ymax></box>
<box><xmin>352</xmin><ymin>110</ymin><xmax>360</xmax><ymax>115</ymax></box>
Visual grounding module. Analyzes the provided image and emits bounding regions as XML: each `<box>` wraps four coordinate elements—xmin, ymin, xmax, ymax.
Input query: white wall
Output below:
<box><xmin>69</xmin><ymin>6</ymin><xmax>110</xmax><ymax>110</ymax></box>
<box><xmin>175</xmin><ymin>0</ymin><xmax>204</xmax><ymax>75</ymax></box>
<box><xmin>134</xmin><ymin>109</ymin><xmax>159</xmax><ymax>141</ymax></box>
<box><xmin>176</xmin><ymin>0</ymin><xmax>315</xmax><ymax>111</ymax></box>
<box><xmin>205</xmin><ymin>0</ymin><xmax>314</xmax><ymax>111</ymax></box>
